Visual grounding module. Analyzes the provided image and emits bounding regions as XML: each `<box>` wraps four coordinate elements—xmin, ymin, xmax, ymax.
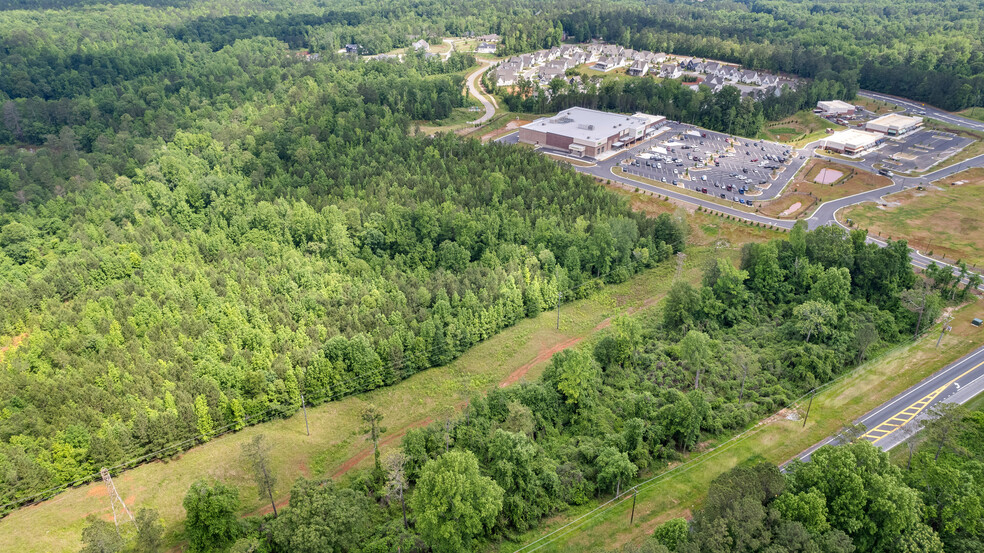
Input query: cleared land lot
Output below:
<box><xmin>842</xmin><ymin>167</ymin><xmax>984</xmax><ymax>267</ymax></box>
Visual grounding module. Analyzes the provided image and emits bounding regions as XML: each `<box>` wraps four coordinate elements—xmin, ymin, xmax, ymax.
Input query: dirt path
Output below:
<box><xmin>329</xmin><ymin>417</ymin><xmax>434</xmax><ymax>480</ymax></box>
<box><xmin>249</xmin><ymin>292</ymin><xmax>669</xmax><ymax>516</ymax></box>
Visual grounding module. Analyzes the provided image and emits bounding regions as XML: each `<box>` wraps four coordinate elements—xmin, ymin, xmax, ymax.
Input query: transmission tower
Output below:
<box><xmin>100</xmin><ymin>467</ymin><xmax>136</xmax><ymax>534</ymax></box>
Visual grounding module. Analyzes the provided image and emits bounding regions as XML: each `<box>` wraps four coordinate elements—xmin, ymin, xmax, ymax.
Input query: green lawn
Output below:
<box><xmin>0</xmin><ymin>214</ymin><xmax>781</xmax><ymax>553</ymax></box>
<box><xmin>958</xmin><ymin>107</ymin><xmax>984</xmax><ymax>124</ymax></box>
<box><xmin>758</xmin><ymin>110</ymin><xmax>842</xmax><ymax>146</ymax></box>
<box><xmin>503</xmin><ymin>298</ymin><xmax>984</xmax><ymax>552</ymax></box>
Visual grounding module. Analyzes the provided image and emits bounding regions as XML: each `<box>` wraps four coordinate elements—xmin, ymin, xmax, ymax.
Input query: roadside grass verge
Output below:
<box><xmin>841</xmin><ymin>167</ymin><xmax>984</xmax><ymax>268</ymax></box>
<box><xmin>0</xmin><ymin>217</ymin><xmax>778</xmax><ymax>553</ymax></box>
<box><xmin>958</xmin><ymin>107</ymin><xmax>984</xmax><ymax>124</ymax></box>
<box><xmin>502</xmin><ymin>298</ymin><xmax>984</xmax><ymax>552</ymax></box>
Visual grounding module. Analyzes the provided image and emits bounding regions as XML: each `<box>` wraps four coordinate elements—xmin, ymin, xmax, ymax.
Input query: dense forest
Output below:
<box><xmin>76</xmin><ymin>223</ymin><xmax>961</xmax><ymax>553</ymax></box>
<box><xmin>0</xmin><ymin>89</ymin><xmax>685</xmax><ymax>510</ymax></box>
<box><xmin>0</xmin><ymin>0</ymin><xmax>981</xmax><ymax>546</ymax></box>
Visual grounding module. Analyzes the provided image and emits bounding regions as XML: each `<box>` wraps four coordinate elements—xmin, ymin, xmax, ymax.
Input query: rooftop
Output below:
<box><xmin>867</xmin><ymin>113</ymin><xmax>923</xmax><ymax>128</ymax></box>
<box><xmin>522</xmin><ymin>107</ymin><xmax>653</xmax><ymax>142</ymax></box>
<box><xmin>818</xmin><ymin>100</ymin><xmax>855</xmax><ymax>110</ymax></box>
<box><xmin>825</xmin><ymin>129</ymin><xmax>883</xmax><ymax>148</ymax></box>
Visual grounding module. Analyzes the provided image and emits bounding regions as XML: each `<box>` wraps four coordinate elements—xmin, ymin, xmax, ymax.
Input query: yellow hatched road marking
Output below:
<box><xmin>861</xmin><ymin>359</ymin><xmax>984</xmax><ymax>444</ymax></box>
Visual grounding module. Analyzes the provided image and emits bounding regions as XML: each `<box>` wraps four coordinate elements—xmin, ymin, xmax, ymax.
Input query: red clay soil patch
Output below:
<box><xmin>499</xmin><ymin>336</ymin><xmax>584</xmax><ymax>387</ymax></box>
<box><xmin>481</xmin><ymin>119</ymin><xmax>532</xmax><ymax>142</ymax></box>
<box><xmin>0</xmin><ymin>332</ymin><xmax>28</xmax><ymax>363</ymax></box>
<box><xmin>86</xmin><ymin>484</ymin><xmax>109</xmax><ymax>498</ymax></box>
<box><xmin>329</xmin><ymin>417</ymin><xmax>434</xmax><ymax>480</ymax></box>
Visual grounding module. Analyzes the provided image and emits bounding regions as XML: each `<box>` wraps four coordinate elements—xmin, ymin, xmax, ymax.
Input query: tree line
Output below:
<box><xmin>74</xmin><ymin>223</ymin><xmax>958</xmax><ymax>552</ymax></box>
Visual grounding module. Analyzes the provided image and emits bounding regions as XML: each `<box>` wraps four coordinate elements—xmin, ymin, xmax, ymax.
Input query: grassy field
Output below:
<box><xmin>0</xmin><ymin>210</ymin><xmax>782</xmax><ymax>553</ymax></box>
<box><xmin>959</xmin><ymin>107</ymin><xmax>984</xmax><ymax>123</ymax></box>
<box><xmin>759</xmin><ymin>110</ymin><xmax>842</xmax><ymax>145</ymax></box>
<box><xmin>757</xmin><ymin>192</ymin><xmax>816</xmax><ymax>219</ymax></box>
<box><xmin>503</xmin><ymin>297</ymin><xmax>984</xmax><ymax>552</ymax></box>
<box><xmin>841</xmin><ymin>167</ymin><xmax>984</xmax><ymax>267</ymax></box>
<box><xmin>853</xmin><ymin>96</ymin><xmax>898</xmax><ymax>115</ymax></box>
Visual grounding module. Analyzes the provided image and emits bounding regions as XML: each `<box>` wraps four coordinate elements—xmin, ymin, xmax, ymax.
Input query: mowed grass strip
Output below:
<box><xmin>0</xmin><ymin>214</ymin><xmax>781</xmax><ymax>553</ymax></box>
<box><xmin>502</xmin><ymin>299</ymin><xmax>984</xmax><ymax>553</ymax></box>
<box><xmin>842</xmin><ymin>168</ymin><xmax>984</xmax><ymax>267</ymax></box>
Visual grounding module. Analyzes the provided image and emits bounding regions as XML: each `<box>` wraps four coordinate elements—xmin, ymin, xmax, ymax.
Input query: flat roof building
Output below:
<box><xmin>519</xmin><ymin>107</ymin><xmax>666</xmax><ymax>158</ymax></box>
<box><xmin>816</xmin><ymin>100</ymin><xmax>855</xmax><ymax>116</ymax></box>
<box><xmin>821</xmin><ymin>129</ymin><xmax>885</xmax><ymax>156</ymax></box>
<box><xmin>866</xmin><ymin>113</ymin><xmax>923</xmax><ymax>136</ymax></box>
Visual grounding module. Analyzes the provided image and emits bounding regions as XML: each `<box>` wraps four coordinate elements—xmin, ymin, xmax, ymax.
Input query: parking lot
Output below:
<box><xmin>872</xmin><ymin>129</ymin><xmax>975</xmax><ymax>173</ymax></box>
<box><xmin>618</xmin><ymin>124</ymin><xmax>799</xmax><ymax>206</ymax></box>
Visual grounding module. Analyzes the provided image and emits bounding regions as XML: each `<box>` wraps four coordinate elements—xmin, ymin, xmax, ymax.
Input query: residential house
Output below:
<box><xmin>740</xmin><ymin>70</ymin><xmax>761</xmax><ymax>85</ymax></box>
<box><xmin>538</xmin><ymin>66</ymin><xmax>566</xmax><ymax>84</ymax></box>
<box><xmin>601</xmin><ymin>44</ymin><xmax>624</xmax><ymax>57</ymax></box>
<box><xmin>760</xmin><ymin>74</ymin><xmax>779</xmax><ymax>87</ymax></box>
<box><xmin>652</xmin><ymin>52</ymin><xmax>668</xmax><ymax>63</ymax></box>
<box><xmin>476</xmin><ymin>42</ymin><xmax>497</xmax><ymax>54</ymax></box>
<box><xmin>627</xmin><ymin>59</ymin><xmax>650</xmax><ymax>76</ymax></box>
<box><xmin>660</xmin><ymin>64</ymin><xmax>682</xmax><ymax>78</ymax></box>
<box><xmin>704</xmin><ymin>75</ymin><xmax>726</xmax><ymax>92</ymax></box>
<box><xmin>703</xmin><ymin>62</ymin><xmax>721</xmax><ymax>75</ymax></box>
<box><xmin>412</xmin><ymin>39</ymin><xmax>429</xmax><ymax>51</ymax></box>
<box><xmin>477</xmin><ymin>34</ymin><xmax>501</xmax><ymax>43</ymax></box>
<box><xmin>344</xmin><ymin>44</ymin><xmax>360</xmax><ymax>54</ymax></box>
<box><xmin>495</xmin><ymin>68</ymin><xmax>518</xmax><ymax>87</ymax></box>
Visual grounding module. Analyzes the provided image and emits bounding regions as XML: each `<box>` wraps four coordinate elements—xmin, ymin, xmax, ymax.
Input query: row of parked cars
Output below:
<box><xmin>691</xmin><ymin>183</ymin><xmax>755</xmax><ymax>205</ymax></box>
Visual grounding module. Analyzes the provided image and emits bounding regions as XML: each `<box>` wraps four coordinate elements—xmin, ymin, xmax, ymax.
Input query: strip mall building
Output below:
<box><xmin>519</xmin><ymin>107</ymin><xmax>665</xmax><ymax>158</ymax></box>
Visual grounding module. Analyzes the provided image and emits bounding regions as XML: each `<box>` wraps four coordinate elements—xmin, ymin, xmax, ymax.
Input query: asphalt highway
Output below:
<box><xmin>790</xmin><ymin>344</ymin><xmax>984</xmax><ymax>464</ymax></box>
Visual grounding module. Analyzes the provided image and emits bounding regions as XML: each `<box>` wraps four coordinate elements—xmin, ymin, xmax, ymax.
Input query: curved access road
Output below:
<box><xmin>466</xmin><ymin>60</ymin><xmax>497</xmax><ymax>125</ymax></box>
<box><xmin>790</xmin><ymin>344</ymin><xmax>984</xmax><ymax>464</ymax></box>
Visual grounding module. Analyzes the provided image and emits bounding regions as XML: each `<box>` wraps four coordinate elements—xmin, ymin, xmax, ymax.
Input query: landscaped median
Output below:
<box><xmin>503</xmin><ymin>298</ymin><xmax>984</xmax><ymax>553</ymax></box>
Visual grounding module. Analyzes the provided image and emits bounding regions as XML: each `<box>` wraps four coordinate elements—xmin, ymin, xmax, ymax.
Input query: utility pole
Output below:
<box><xmin>738</xmin><ymin>362</ymin><xmax>749</xmax><ymax>404</ymax></box>
<box><xmin>802</xmin><ymin>388</ymin><xmax>816</xmax><ymax>428</ymax></box>
<box><xmin>300</xmin><ymin>393</ymin><xmax>310</xmax><ymax>436</ymax></box>
<box><xmin>300</xmin><ymin>368</ymin><xmax>310</xmax><ymax>436</ymax></box>
<box><xmin>630</xmin><ymin>489</ymin><xmax>638</xmax><ymax>524</ymax></box>
<box><xmin>100</xmin><ymin>467</ymin><xmax>136</xmax><ymax>536</ymax></box>
<box><xmin>556</xmin><ymin>291</ymin><xmax>562</xmax><ymax>330</ymax></box>
<box><xmin>936</xmin><ymin>316</ymin><xmax>953</xmax><ymax>348</ymax></box>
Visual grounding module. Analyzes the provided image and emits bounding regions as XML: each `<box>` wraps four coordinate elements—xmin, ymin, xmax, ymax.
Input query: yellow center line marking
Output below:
<box><xmin>861</xmin><ymin>359</ymin><xmax>984</xmax><ymax>444</ymax></box>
